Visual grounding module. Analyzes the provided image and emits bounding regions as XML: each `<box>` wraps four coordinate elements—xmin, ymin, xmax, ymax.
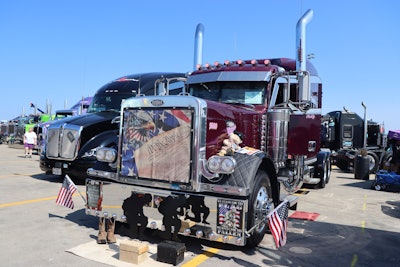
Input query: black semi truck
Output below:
<box><xmin>321</xmin><ymin>110</ymin><xmax>388</xmax><ymax>173</ymax></box>
<box><xmin>39</xmin><ymin>72</ymin><xmax>186</xmax><ymax>181</ymax></box>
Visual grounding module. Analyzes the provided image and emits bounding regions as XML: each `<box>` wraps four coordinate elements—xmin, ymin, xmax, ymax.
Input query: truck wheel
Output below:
<box><xmin>374</xmin><ymin>184</ymin><xmax>382</xmax><ymax>191</ymax></box>
<box><xmin>318</xmin><ymin>159</ymin><xmax>331</xmax><ymax>188</ymax></box>
<box><xmin>246</xmin><ymin>170</ymin><xmax>273</xmax><ymax>248</ymax></box>
<box><xmin>366</xmin><ymin>152</ymin><xmax>379</xmax><ymax>173</ymax></box>
<box><xmin>325</xmin><ymin>159</ymin><xmax>331</xmax><ymax>184</ymax></box>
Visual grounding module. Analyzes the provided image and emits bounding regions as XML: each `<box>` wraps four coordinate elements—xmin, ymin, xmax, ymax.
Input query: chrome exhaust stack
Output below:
<box><xmin>296</xmin><ymin>9</ymin><xmax>313</xmax><ymax>101</ymax></box>
<box><xmin>193</xmin><ymin>23</ymin><xmax>204</xmax><ymax>71</ymax></box>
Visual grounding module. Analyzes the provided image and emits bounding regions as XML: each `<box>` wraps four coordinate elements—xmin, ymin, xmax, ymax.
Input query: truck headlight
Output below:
<box><xmin>207</xmin><ymin>156</ymin><xmax>220</xmax><ymax>173</ymax></box>
<box><xmin>221</xmin><ymin>158</ymin><xmax>236</xmax><ymax>173</ymax></box>
<box><xmin>207</xmin><ymin>156</ymin><xmax>236</xmax><ymax>174</ymax></box>
<box><xmin>96</xmin><ymin>147</ymin><xmax>117</xmax><ymax>163</ymax></box>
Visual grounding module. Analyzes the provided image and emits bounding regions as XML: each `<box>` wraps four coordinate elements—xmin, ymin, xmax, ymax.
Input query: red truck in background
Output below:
<box><xmin>86</xmin><ymin>9</ymin><xmax>331</xmax><ymax>247</ymax></box>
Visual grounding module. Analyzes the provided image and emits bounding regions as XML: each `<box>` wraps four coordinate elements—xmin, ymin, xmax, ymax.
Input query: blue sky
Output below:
<box><xmin>1</xmin><ymin>1</ymin><xmax>399</xmax><ymax>132</ymax></box>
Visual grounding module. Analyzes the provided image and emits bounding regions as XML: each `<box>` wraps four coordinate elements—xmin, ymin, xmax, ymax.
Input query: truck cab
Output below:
<box><xmin>322</xmin><ymin>110</ymin><xmax>386</xmax><ymax>173</ymax></box>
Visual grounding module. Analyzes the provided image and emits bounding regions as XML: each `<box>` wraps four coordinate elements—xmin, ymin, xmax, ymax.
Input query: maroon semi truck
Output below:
<box><xmin>86</xmin><ymin>9</ymin><xmax>331</xmax><ymax>247</ymax></box>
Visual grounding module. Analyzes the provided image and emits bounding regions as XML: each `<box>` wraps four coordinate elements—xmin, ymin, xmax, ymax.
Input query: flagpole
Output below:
<box><xmin>65</xmin><ymin>175</ymin><xmax>87</xmax><ymax>204</ymax></box>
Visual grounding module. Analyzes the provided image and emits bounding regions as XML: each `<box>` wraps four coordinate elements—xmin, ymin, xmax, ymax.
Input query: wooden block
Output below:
<box><xmin>120</xmin><ymin>239</ymin><xmax>149</xmax><ymax>254</ymax></box>
<box><xmin>179</xmin><ymin>219</ymin><xmax>196</xmax><ymax>233</ymax></box>
<box><xmin>119</xmin><ymin>250</ymin><xmax>148</xmax><ymax>265</ymax></box>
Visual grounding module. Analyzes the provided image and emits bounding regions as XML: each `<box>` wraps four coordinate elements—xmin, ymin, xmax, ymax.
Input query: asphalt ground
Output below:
<box><xmin>0</xmin><ymin>144</ymin><xmax>399</xmax><ymax>267</ymax></box>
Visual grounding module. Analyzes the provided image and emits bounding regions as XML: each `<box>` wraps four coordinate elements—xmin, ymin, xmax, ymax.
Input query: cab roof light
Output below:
<box><xmin>214</xmin><ymin>61</ymin><xmax>221</xmax><ymax>68</ymax></box>
<box><xmin>251</xmin><ymin>59</ymin><xmax>257</xmax><ymax>66</ymax></box>
<box><xmin>196</xmin><ymin>64</ymin><xmax>202</xmax><ymax>70</ymax></box>
<box><xmin>205</xmin><ymin>63</ymin><xmax>212</xmax><ymax>69</ymax></box>
<box><xmin>264</xmin><ymin>59</ymin><xmax>271</xmax><ymax>66</ymax></box>
<box><xmin>224</xmin><ymin>60</ymin><xmax>231</xmax><ymax>66</ymax></box>
<box><xmin>237</xmin><ymin>59</ymin><xmax>244</xmax><ymax>66</ymax></box>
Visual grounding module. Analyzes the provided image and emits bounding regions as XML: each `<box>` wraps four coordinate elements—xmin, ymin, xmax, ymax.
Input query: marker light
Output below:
<box><xmin>195</xmin><ymin>230</ymin><xmax>204</xmax><ymax>238</ymax></box>
<box><xmin>208</xmin><ymin>232</ymin><xmax>217</xmax><ymax>240</ymax></box>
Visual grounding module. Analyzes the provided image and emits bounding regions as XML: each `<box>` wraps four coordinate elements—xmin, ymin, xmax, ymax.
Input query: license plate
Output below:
<box><xmin>86</xmin><ymin>180</ymin><xmax>103</xmax><ymax>210</ymax></box>
<box><xmin>52</xmin><ymin>167</ymin><xmax>62</xmax><ymax>175</ymax></box>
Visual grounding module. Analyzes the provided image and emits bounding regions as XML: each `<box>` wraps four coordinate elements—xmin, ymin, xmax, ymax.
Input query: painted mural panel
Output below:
<box><xmin>121</xmin><ymin>108</ymin><xmax>192</xmax><ymax>183</ymax></box>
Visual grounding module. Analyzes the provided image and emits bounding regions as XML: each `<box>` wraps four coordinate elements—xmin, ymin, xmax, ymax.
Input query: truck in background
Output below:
<box><xmin>321</xmin><ymin>109</ymin><xmax>387</xmax><ymax>173</ymax></box>
<box><xmin>39</xmin><ymin>73</ymin><xmax>186</xmax><ymax>181</ymax></box>
<box><xmin>86</xmin><ymin>10</ymin><xmax>331</xmax><ymax>248</ymax></box>
<box><xmin>14</xmin><ymin>113</ymin><xmax>54</xmax><ymax>145</ymax></box>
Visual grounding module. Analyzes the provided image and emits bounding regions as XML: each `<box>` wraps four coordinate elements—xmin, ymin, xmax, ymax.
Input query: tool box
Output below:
<box><xmin>157</xmin><ymin>240</ymin><xmax>186</xmax><ymax>266</ymax></box>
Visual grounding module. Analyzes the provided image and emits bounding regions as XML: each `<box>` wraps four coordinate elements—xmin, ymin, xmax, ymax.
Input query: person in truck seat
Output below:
<box><xmin>23</xmin><ymin>127</ymin><xmax>37</xmax><ymax>158</ymax></box>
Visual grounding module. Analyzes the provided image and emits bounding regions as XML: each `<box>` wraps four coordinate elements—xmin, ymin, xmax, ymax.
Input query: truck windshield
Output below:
<box><xmin>188</xmin><ymin>81</ymin><xmax>266</xmax><ymax>105</ymax></box>
<box><xmin>87</xmin><ymin>93</ymin><xmax>134</xmax><ymax>113</ymax></box>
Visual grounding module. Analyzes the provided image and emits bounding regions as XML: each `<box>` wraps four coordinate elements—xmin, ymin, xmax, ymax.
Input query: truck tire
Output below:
<box><xmin>366</xmin><ymin>151</ymin><xmax>379</xmax><ymax>173</ymax></box>
<box><xmin>318</xmin><ymin>159</ymin><xmax>331</xmax><ymax>188</ymax></box>
<box><xmin>246</xmin><ymin>170</ymin><xmax>273</xmax><ymax>248</ymax></box>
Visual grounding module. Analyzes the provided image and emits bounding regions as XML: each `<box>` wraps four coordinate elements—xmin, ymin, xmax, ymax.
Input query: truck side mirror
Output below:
<box><xmin>327</xmin><ymin>121</ymin><xmax>335</xmax><ymax>142</ymax></box>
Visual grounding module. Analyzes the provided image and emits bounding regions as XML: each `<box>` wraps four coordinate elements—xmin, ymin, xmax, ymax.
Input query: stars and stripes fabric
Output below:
<box><xmin>267</xmin><ymin>200</ymin><xmax>289</xmax><ymax>248</ymax></box>
<box><xmin>56</xmin><ymin>175</ymin><xmax>77</xmax><ymax>209</ymax></box>
<box><xmin>218</xmin><ymin>204</ymin><xmax>229</xmax><ymax>225</ymax></box>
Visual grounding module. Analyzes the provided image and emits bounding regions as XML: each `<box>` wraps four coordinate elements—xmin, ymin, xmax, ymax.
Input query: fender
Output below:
<box><xmin>314</xmin><ymin>150</ymin><xmax>331</xmax><ymax>177</ymax></box>
<box><xmin>317</xmin><ymin>150</ymin><xmax>331</xmax><ymax>163</ymax></box>
<box><xmin>258</xmin><ymin>156</ymin><xmax>280</xmax><ymax>207</ymax></box>
<box><xmin>233</xmin><ymin>152</ymin><xmax>279</xmax><ymax>207</ymax></box>
<box><xmin>78</xmin><ymin>129</ymin><xmax>119</xmax><ymax>158</ymax></box>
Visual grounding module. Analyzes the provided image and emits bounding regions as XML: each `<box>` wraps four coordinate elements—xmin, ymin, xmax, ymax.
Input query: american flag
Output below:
<box><xmin>267</xmin><ymin>200</ymin><xmax>289</xmax><ymax>248</ymax></box>
<box><xmin>56</xmin><ymin>175</ymin><xmax>77</xmax><ymax>209</ymax></box>
<box><xmin>218</xmin><ymin>204</ymin><xmax>241</xmax><ymax>228</ymax></box>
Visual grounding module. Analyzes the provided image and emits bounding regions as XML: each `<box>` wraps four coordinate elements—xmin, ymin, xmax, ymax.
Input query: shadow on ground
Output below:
<box><xmin>258</xmin><ymin>218</ymin><xmax>400</xmax><ymax>267</ymax></box>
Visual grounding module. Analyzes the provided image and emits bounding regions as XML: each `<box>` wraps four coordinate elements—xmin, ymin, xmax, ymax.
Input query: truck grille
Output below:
<box><xmin>46</xmin><ymin>124</ymin><xmax>82</xmax><ymax>160</ymax></box>
<box><xmin>120</xmin><ymin>108</ymin><xmax>193</xmax><ymax>183</ymax></box>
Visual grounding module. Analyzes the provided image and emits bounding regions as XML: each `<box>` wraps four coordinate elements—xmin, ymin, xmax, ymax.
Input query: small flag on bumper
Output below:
<box><xmin>56</xmin><ymin>175</ymin><xmax>77</xmax><ymax>209</ymax></box>
<box><xmin>267</xmin><ymin>200</ymin><xmax>289</xmax><ymax>248</ymax></box>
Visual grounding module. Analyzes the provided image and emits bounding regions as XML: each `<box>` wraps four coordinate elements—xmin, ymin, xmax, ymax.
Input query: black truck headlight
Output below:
<box><xmin>96</xmin><ymin>147</ymin><xmax>117</xmax><ymax>163</ymax></box>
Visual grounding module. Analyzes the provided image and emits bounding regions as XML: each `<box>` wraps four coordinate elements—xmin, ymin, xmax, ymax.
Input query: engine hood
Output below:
<box><xmin>49</xmin><ymin>111</ymin><xmax>119</xmax><ymax>127</ymax></box>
